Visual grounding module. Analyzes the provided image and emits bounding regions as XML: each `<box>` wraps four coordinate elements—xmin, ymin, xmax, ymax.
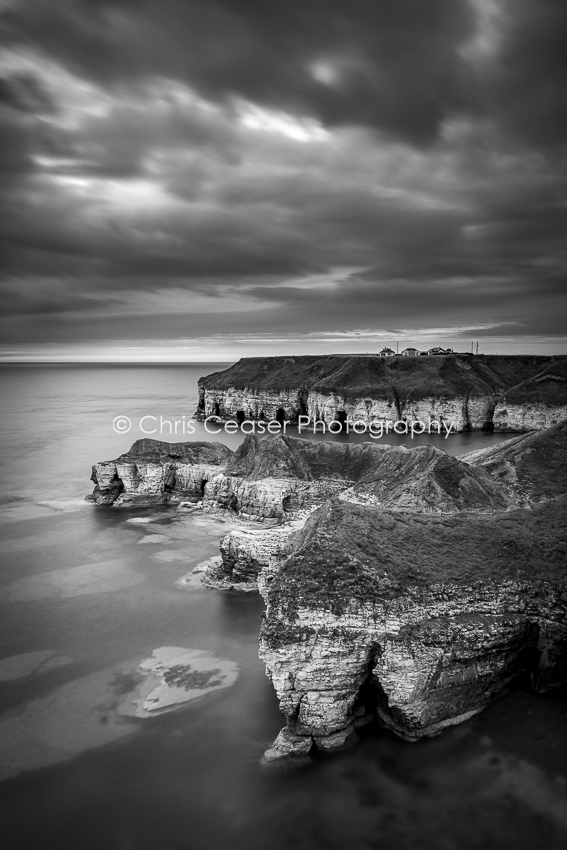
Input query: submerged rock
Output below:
<box><xmin>0</xmin><ymin>651</ymin><xmax>72</xmax><ymax>682</ymax></box>
<box><xmin>117</xmin><ymin>647</ymin><xmax>239</xmax><ymax>717</ymax></box>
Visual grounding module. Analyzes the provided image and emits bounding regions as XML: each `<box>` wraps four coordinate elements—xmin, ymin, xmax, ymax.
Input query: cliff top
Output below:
<box><xmin>463</xmin><ymin>420</ymin><xmax>567</xmax><ymax>503</ymax></box>
<box><xmin>113</xmin><ymin>438</ymin><xmax>232</xmax><ymax>466</ymax></box>
<box><xmin>228</xmin><ymin>433</ymin><xmax>507</xmax><ymax>512</ymax></box>
<box><xmin>269</xmin><ymin>494</ymin><xmax>567</xmax><ymax>615</ymax></box>
<box><xmin>99</xmin><ymin>423</ymin><xmax>567</xmax><ymax>514</ymax></box>
<box><xmin>199</xmin><ymin>354</ymin><xmax>567</xmax><ymax>402</ymax></box>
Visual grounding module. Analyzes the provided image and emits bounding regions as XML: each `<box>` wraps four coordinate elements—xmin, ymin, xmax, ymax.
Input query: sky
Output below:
<box><xmin>0</xmin><ymin>0</ymin><xmax>566</xmax><ymax>361</ymax></box>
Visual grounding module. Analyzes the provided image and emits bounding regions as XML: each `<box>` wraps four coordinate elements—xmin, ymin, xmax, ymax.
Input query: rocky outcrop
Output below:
<box><xmin>203</xmin><ymin>519</ymin><xmax>306</xmax><ymax>591</ymax></box>
<box><xmin>196</xmin><ymin>354</ymin><xmax>567</xmax><ymax>432</ymax></box>
<box><xmin>259</xmin><ymin>494</ymin><xmax>567</xmax><ymax>758</ymax></box>
<box><xmin>88</xmin><ymin>423</ymin><xmax>567</xmax><ymax>757</ymax></box>
<box><xmin>255</xmin><ymin>423</ymin><xmax>567</xmax><ymax>758</ymax></box>
<box><xmin>462</xmin><ymin>420</ymin><xmax>567</xmax><ymax>505</ymax></box>
<box><xmin>87</xmin><ymin>439</ymin><xmax>233</xmax><ymax>507</ymax></box>
<box><xmin>88</xmin><ymin>433</ymin><xmax>516</xmax><ymax>588</ymax></box>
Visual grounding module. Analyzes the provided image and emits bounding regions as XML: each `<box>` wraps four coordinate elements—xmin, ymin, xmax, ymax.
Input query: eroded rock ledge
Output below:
<box><xmin>259</xmin><ymin>494</ymin><xmax>567</xmax><ymax>758</ymax></box>
<box><xmin>196</xmin><ymin>353</ymin><xmax>567</xmax><ymax>432</ymax></box>
<box><xmin>88</xmin><ymin>429</ymin><xmax>524</xmax><ymax>588</ymax></box>
<box><xmin>88</xmin><ymin>423</ymin><xmax>567</xmax><ymax>755</ymax></box>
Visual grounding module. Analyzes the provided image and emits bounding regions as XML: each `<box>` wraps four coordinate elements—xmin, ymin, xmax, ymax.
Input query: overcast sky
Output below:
<box><xmin>1</xmin><ymin>0</ymin><xmax>566</xmax><ymax>360</ymax></box>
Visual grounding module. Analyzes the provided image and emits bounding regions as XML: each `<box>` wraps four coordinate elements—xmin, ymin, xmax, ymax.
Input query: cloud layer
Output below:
<box><xmin>1</xmin><ymin>0</ymin><xmax>566</xmax><ymax>357</ymax></box>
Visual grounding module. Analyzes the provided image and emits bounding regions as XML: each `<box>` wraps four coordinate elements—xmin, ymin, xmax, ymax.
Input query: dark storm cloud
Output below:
<box><xmin>484</xmin><ymin>0</ymin><xmax>567</xmax><ymax>146</ymax></box>
<box><xmin>4</xmin><ymin>0</ymin><xmax>475</xmax><ymax>146</ymax></box>
<box><xmin>0</xmin><ymin>112</ymin><xmax>36</xmax><ymax>179</ymax></box>
<box><xmin>0</xmin><ymin>289</ymin><xmax>116</xmax><ymax>316</ymax></box>
<box><xmin>0</xmin><ymin>0</ymin><xmax>566</xmax><ymax>354</ymax></box>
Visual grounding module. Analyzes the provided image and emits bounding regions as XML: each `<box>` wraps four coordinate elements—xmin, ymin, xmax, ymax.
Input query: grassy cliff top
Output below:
<box><xmin>199</xmin><ymin>354</ymin><xmax>567</xmax><ymax>402</ymax></box>
<box><xmin>227</xmin><ymin>433</ymin><xmax>508</xmax><ymax>511</ymax></box>
<box><xmin>463</xmin><ymin>421</ymin><xmax>567</xmax><ymax>502</ymax></box>
<box><xmin>113</xmin><ymin>439</ymin><xmax>233</xmax><ymax>465</ymax></box>
<box><xmin>268</xmin><ymin>495</ymin><xmax>567</xmax><ymax>614</ymax></box>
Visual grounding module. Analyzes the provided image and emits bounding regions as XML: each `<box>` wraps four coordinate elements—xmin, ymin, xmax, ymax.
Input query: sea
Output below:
<box><xmin>1</xmin><ymin>363</ymin><xmax>566</xmax><ymax>850</ymax></box>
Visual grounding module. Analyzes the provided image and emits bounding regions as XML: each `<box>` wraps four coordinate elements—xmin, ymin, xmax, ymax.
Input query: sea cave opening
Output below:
<box><xmin>163</xmin><ymin>469</ymin><xmax>176</xmax><ymax>494</ymax></box>
<box><xmin>297</xmin><ymin>390</ymin><xmax>309</xmax><ymax>418</ymax></box>
<box><xmin>282</xmin><ymin>494</ymin><xmax>297</xmax><ymax>513</ymax></box>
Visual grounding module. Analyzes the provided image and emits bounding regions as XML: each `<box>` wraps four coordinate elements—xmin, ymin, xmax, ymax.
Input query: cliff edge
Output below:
<box><xmin>196</xmin><ymin>353</ymin><xmax>567</xmax><ymax>432</ymax></box>
<box><xmin>87</xmin><ymin>423</ymin><xmax>567</xmax><ymax>757</ymax></box>
<box><xmin>259</xmin><ymin>494</ymin><xmax>567</xmax><ymax>757</ymax></box>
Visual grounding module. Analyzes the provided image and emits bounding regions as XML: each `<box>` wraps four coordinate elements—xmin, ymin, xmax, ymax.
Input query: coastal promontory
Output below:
<box><xmin>196</xmin><ymin>353</ymin><xmax>567</xmax><ymax>432</ymax></box>
<box><xmin>88</xmin><ymin>421</ymin><xmax>567</xmax><ymax>758</ymax></box>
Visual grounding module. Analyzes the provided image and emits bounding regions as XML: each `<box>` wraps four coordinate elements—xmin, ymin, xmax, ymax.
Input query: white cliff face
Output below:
<box><xmin>197</xmin><ymin>351</ymin><xmax>567</xmax><ymax>434</ymax></box>
<box><xmin>88</xmin><ymin>426</ymin><xmax>567</xmax><ymax>762</ymax></box>
<box><xmin>88</xmin><ymin>431</ymin><xmax>529</xmax><ymax>594</ymax></box>
<box><xmin>204</xmin><ymin>518</ymin><xmax>308</xmax><ymax>590</ymax></box>
<box><xmin>259</xmin><ymin>578</ymin><xmax>567</xmax><ymax>759</ymax></box>
<box><xmin>199</xmin><ymin>386</ymin><xmax>521</xmax><ymax>432</ymax></box>
<box><xmin>90</xmin><ymin>460</ymin><xmax>225</xmax><ymax>506</ymax></box>
<box><xmin>201</xmin><ymin>387</ymin><xmax>305</xmax><ymax>421</ymax></box>
<box><xmin>200</xmin><ymin>474</ymin><xmax>347</xmax><ymax>520</ymax></box>
<box><xmin>493</xmin><ymin>402</ymin><xmax>567</xmax><ymax>431</ymax></box>
<box><xmin>305</xmin><ymin>391</ymin><xmax>479</xmax><ymax>431</ymax></box>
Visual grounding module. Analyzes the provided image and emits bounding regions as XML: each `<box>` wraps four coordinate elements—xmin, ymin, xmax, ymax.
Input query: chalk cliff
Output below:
<box><xmin>196</xmin><ymin>354</ymin><xmax>567</xmax><ymax>433</ymax></box>
<box><xmin>89</xmin><ymin>432</ymin><xmax>512</xmax><ymax>587</ymax></box>
<box><xmin>88</xmin><ymin>423</ymin><xmax>567</xmax><ymax>756</ymax></box>
<box><xmin>87</xmin><ymin>439</ymin><xmax>233</xmax><ymax>507</ymax></box>
<box><xmin>259</xmin><ymin>494</ymin><xmax>567</xmax><ymax>758</ymax></box>
<box><xmin>460</xmin><ymin>421</ymin><xmax>567</xmax><ymax>505</ymax></box>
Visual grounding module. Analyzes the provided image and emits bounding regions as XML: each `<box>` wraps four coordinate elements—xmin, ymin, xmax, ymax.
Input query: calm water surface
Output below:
<box><xmin>0</xmin><ymin>364</ymin><xmax>566</xmax><ymax>850</ymax></box>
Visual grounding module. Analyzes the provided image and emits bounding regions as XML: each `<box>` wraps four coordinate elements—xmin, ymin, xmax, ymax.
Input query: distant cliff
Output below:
<box><xmin>196</xmin><ymin>353</ymin><xmax>567</xmax><ymax>432</ymax></box>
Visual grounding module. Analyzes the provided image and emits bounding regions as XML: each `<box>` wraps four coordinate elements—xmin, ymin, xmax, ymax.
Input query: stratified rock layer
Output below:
<box><xmin>88</xmin><ymin>422</ymin><xmax>567</xmax><ymax>756</ymax></box>
<box><xmin>196</xmin><ymin>353</ymin><xmax>567</xmax><ymax>432</ymax></box>
<box><xmin>88</xmin><ymin>432</ymin><xmax>518</xmax><ymax>588</ymax></box>
<box><xmin>259</xmin><ymin>494</ymin><xmax>567</xmax><ymax>758</ymax></box>
<box><xmin>87</xmin><ymin>439</ymin><xmax>233</xmax><ymax>507</ymax></box>
<box><xmin>461</xmin><ymin>421</ymin><xmax>567</xmax><ymax>504</ymax></box>
<box><xmin>256</xmin><ymin>423</ymin><xmax>567</xmax><ymax>758</ymax></box>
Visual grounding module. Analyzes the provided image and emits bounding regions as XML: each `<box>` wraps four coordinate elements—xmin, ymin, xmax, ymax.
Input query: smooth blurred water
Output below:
<box><xmin>0</xmin><ymin>364</ymin><xmax>566</xmax><ymax>850</ymax></box>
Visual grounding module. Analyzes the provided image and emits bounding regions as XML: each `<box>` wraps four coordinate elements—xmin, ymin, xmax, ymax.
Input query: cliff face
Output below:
<box><xmin>87</xmin><ymin>439</ymin><xmax>233</xmax><ymax>507</ymax></box>
<box><xmin>88</xmin><ymin>424</ymin><xmax>567</xmax><ymax>757</ymax></box>
<box><xmin>196</xmin><ymin>354</ymin><xmax>567</xmax><ymax>432</ymax></box>
<box><xmin>88</xmin><ymin>427</ymin><xmax>566</xmax><ymax>589</ymax></box>
<box><xmin>88</xmin><ymin>432</ymin><xmax>514</xmax><ymax>587</ymax></box>
<box><xmin>256</xmin><ymin>423</ymin><xmax>567</xmax><ymax>758</ymax></box>
<box><xmin>462</xmin><ymin>420</ymin><xmax>567</xmax><ymax>504</ymax></box>
<box><xmin>259</xmin><ymin>495</ymin><xmax>567</xmax><ymax>758</ymax></box>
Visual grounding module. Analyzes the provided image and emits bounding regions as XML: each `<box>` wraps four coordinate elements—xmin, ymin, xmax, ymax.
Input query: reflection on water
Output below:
<box><xmin>0</xmin><ymin>365</ymin><xmax>565</xmax><ymax>850</ymax></box>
